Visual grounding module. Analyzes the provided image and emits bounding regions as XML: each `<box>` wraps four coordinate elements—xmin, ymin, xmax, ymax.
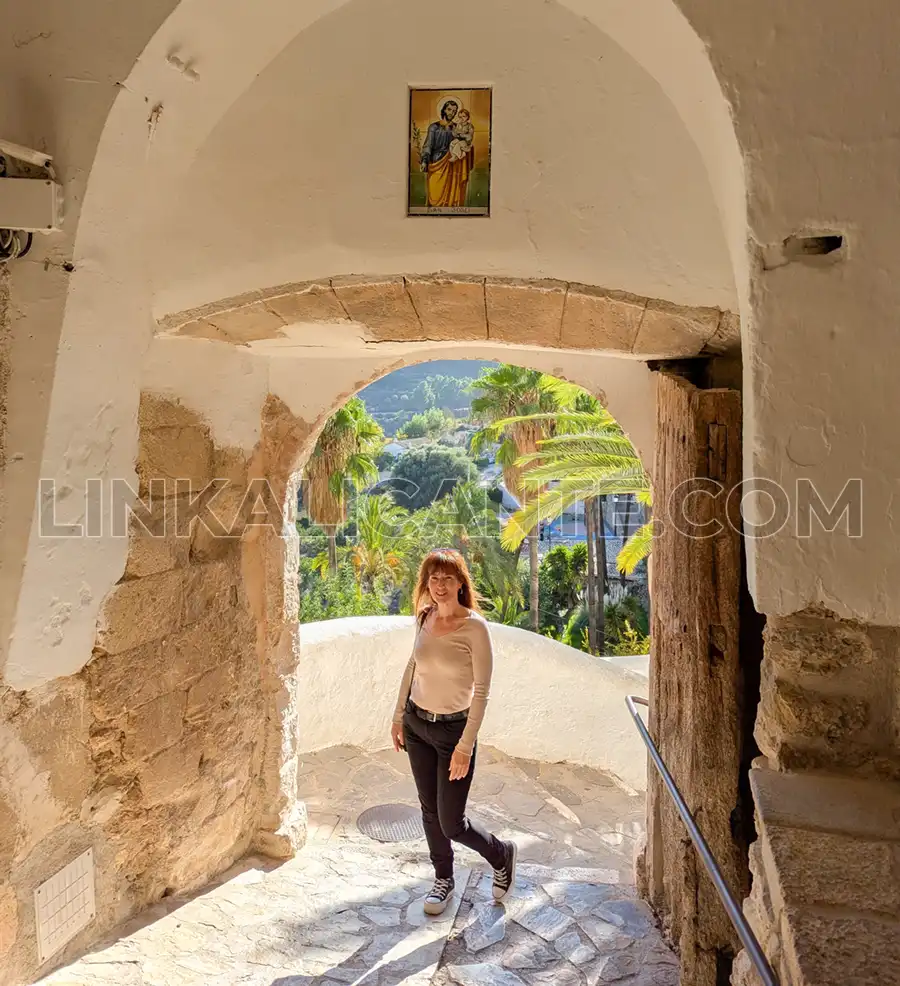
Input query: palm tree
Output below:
<box><xmin>303</xmin><ymin>397</ymin><xmax>383</xmax><ymax>570</ymax></box>
<box><xmin>470</xmin><ymin>366</ymin><xmax>579</xmax><ymax>632</ymax></box>
<box><xmin>346</xmin><ymin>494</ymin><xmax>411</xmax><ymax>593</ymax></box>
<box><xmin>495</xmin><ymin>407</ymin><xmax>652</xmax><ymax>652</ymax></box>
<box><xmin>480</xmin><ymin>566</ymin><xmax>526</xmax><ymax>626</ymax></box>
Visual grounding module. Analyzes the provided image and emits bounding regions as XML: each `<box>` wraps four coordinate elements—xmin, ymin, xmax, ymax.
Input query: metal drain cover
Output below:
<box><xmin>357</xmin><ymin>804</ymin><xmax>424</xmax><ymax>843</ymax></box>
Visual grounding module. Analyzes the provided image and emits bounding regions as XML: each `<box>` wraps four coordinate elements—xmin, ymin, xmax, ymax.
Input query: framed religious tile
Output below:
<box><xmin>408</xmin><ymin>87</ymin><xmax>492</xmax><ymax>216</ymax></box>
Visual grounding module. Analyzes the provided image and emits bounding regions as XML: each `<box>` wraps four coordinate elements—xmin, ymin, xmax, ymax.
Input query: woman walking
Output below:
<box><xmin>391</xmin><ymin>548</ymin><xmax>517</xmax><ymax>915</ymax></box>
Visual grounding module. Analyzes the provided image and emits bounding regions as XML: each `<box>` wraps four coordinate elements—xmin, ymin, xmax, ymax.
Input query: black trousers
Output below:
<box><xmin>403</xmin><ymin>704</ymin><xmax>506</xmax><ymax>879</ymax></box>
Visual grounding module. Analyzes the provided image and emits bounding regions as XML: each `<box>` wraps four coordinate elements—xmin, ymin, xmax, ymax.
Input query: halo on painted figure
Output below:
<box><xmin>436</xmin><ymin>94</ymin><xmax>464</xmax><ymax>120</ymax></box>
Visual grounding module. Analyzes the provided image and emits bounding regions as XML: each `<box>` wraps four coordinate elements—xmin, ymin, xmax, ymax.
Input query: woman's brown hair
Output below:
<box><xmin>412</xmin><ymin>549</ymin><xmax>481</xmax><ymax>619</ymax></box>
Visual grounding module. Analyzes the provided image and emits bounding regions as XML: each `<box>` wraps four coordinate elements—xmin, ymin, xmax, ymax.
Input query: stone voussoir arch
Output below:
<box><xmin>157</xmin><ymin>273</ymin><xmax>740</xmax><ymax>359</ymax></box>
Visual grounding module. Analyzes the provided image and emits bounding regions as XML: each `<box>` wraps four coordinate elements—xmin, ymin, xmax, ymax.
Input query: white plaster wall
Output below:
<box><xmin>151</xmin><ymin>0</ymin><xmax>736</xmax><ymax>316</ymax></box>
<box><xmin>139</xmin><ymin>334</ymin><xmax>657</xmax><ymax>469</ymax></box>
<box><xmin>674</xmin><ymin>0</ymin><xmax>900</xmax><ymax>623</ymax></box>
<box><xmin>297</xmin><ymin>616</ymin><xmax>650</xmax><ymax>793</ymax></box>
<box><xmin>142</xmin><ymin>338</ymin><xmax>270</xmax><ymax>452</ymax></box>
<box><xmin>0</xmin><ymin>0</ymin><xmax>179</xmax><ymax>682</ymax></box>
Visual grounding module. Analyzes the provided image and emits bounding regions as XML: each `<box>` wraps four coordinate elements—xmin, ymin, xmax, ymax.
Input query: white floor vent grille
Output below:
<box><xmin>35</xmin><ymin>848</ymin><xmax>96</xmax><ymax>965</ymax></box>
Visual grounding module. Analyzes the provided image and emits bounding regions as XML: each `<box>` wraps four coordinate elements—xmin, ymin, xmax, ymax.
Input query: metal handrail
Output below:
<box><xmin>625</xmin><ymin>695</ymin><xmax>779</xmax><ymax>986</ymax></box>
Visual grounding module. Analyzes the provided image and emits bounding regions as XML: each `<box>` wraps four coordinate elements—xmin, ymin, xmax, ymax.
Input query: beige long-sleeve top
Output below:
<box><xmin>392</xmin><ymin>610</ymin><xmax>494</xmax><ymax>756</ymax></box>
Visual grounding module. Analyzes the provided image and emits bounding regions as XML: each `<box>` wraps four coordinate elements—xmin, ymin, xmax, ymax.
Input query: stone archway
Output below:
<box><xmin>265</xmin><ymin>331</ymin><xmax>751</xmax><ymax>986</ymax></box>
<box><xmin>156</xmin><ymin>273</ymin><xmax>739</xmax><ymax>359</ymax></box>
<box><xmin>77</xmin><ymin>269</ymin><xmax>721</xmax><ymax>932</ymax></box>
<box><xmin>137</xmin><ymin>272</ymin><xmax>740</xmax><ymax>865</ymax></box>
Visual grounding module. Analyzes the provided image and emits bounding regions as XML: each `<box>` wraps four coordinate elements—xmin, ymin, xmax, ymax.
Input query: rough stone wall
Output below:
<box><xmin>757</xmin><ymin>608</ymin><xmax>900</xmax><ymax>780</ymax></box>
<box><xmin>241</xmin><ymin>394</ymin><xmax>314</xmax><ymax>858</ymax></box>
<box><xmin>733</xmin><ymin>766</ymin><xmax>900</xmax><ymax>986</ymax></box>
<box><xmin>0</xmin><ymin>264</ymin><xmax>11</xmax><ymax>671</ymax></box>
<box><xmin>83</xmin><ymin>394</ymin><xmax>268</xmax><ymax>898</ymax></box>
<box><xmin>0</xmin><ymin>266</ymin><xmax>9</xmax><ymax>483</ymax></box>
<box><xmin>0</xmin><ymin>395</ymin><xmax>272</xmax><ymax>984</ymax></box>
<box><xmin>731</xmin><ymin>609</ymin><xmax>900</xmax><ymax>986</ymax></box>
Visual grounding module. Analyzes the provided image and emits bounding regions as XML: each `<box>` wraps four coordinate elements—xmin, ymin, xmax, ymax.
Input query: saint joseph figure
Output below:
<box><xmin>419</xmin><ymin>98</ymin><xmax>474</xmax><ymax>209</ymax></box>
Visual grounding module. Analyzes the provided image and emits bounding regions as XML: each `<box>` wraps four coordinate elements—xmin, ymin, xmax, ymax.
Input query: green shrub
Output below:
<box><xmin>299</xmin><ymin>563</ymin><xmax>391</xmax><ymax>622</ymax></box>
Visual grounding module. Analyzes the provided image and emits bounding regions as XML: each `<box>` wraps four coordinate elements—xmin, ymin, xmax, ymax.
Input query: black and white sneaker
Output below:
<box><xmin>492</xmin><ymin>840</ymin><xmax>518</xmax><ymax>900</ymax></box>
<box><xmin>423</xmin><ymin>877</ymin><xmax>455</xmax><ymax>915</ymax></box>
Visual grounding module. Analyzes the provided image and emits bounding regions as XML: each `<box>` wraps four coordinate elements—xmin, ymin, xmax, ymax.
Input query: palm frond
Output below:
<box><xmin>616</xmin><ymin>520</ymin><xmax>655</xmax><ymax>574</ymax></box>
<box><xmin>344</xmin><ymin>452</ymin><xmax>379</xmax><ymax>489</ymax></box>
<box><xmin>520</xmin><ymin>460</ymin><xmax>648</xmax><ymax>488</ymax></box>
<box><xmin>519</xmin><ymin>434</ymin><xmax>636</xmax><ymax>458</ymax></box>
<box><xmin>491</xmin><ymin>409</ymin><xmax>620</xmax><ymax>433</ymax></box>
<box><xmin>550</xmin><ymin>474</ymin><xmax>649</xmax><ymax>498</ymax></box>
<box><xmin>500</xmin><ymin>473</ymin><xmax>650</xmax><ymax>551</ymax></box>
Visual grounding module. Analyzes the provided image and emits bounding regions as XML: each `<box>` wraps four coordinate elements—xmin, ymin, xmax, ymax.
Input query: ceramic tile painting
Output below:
<box><xmin>408</xmin><ymin>87</ymin><xmax>492</xmax><ymax>216</ymax></box>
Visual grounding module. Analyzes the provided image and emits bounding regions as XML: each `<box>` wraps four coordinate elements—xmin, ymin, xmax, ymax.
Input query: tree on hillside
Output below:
<box><xmin>470</xmin><ymin>365</ymin><xmax>579</xmax><ymax>632</ymax></box>
<box><xmin>397</xmin><ymin>407</ymin><xmax>454</xmax><ymax>440</ymax></box>
<box><xmin>389</xmin><ymin>446</ymin><xmax>472</xmax><ymax>511</ymax></box>
<box><xmin>303</xmin><ymin>397</ymin><xmax>383</xmax><ymax>571</ymax></box>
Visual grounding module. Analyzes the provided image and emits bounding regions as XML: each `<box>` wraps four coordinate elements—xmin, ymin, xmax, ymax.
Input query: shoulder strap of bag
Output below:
<box><xmin>405</xmin><ymin>607</ymin><xmax>430</xmax><ymax>705</ymax></box>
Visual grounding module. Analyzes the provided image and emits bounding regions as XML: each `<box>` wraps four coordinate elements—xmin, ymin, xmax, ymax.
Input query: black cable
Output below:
<box><xmin>0</xmin><ymin>229</ymin><xmax>32</xmax><ymax>262</ymax></box>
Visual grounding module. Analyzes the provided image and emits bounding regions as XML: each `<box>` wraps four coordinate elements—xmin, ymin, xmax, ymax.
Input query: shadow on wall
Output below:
<box><xmin>297</xmin><ymin>616</ymin><xmax>648</xmax><ymax>793</ymax></box>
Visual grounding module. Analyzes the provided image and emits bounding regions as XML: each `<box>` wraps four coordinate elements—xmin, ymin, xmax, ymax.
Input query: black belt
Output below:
<box><xmin>407</xmin><ymin>699</ymin><xmax>469</xmax><ymax>723</ymax></box>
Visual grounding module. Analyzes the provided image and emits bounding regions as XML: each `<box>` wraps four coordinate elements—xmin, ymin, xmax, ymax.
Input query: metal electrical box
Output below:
<box><xmin>0</xmin><ymin>177</ymin><xmax>62</xmax><ymax>232</ymax></box>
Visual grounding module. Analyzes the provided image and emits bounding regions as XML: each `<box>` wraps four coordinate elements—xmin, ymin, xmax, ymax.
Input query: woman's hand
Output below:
<box><xmin>391</xmin><ymin>722</ymin><xmax>405</xmax><ymax>753</ymax></box>
<box><xmin>449</xmin><ymin>748</ymin><xmax>471</xmax><ymax>781</ymax></box>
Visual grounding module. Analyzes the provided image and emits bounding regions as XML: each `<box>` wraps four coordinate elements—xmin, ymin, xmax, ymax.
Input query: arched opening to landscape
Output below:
<box><xmin>292</xmin><ymin>353</ymin><xmax>653</xmax><ymax>755</ymax></box>
<box><xmin>299</xmin><ymin>357</ymin><xmax>650</xmax><ymax>635</ymax></box>
<box><xmin>288</xmin><ymin>350</ymin><xmax>657</xmax><ymax>895</ymax></box>
<box><xmin>67</xmin><ymin>321</ymin><xmax>749</xmax><ymax>985</ymax></box>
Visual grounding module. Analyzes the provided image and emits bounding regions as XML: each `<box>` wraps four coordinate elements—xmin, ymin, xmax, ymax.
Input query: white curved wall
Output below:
<box><xmin>297</xmin><ymin>616</ymin><xmax>649</xmax><ymax>793</ymax></box>
<box><xmin>151</xmin><ymin>0</ymin><xmax>736</xmax><ymax>315</ymax></box>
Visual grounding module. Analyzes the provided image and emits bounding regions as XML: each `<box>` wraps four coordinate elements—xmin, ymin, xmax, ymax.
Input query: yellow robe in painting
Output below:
<box><xmin>427</xmin><ymin>144</ymin><xmax>474</xmax><ymax>208</ymax></box>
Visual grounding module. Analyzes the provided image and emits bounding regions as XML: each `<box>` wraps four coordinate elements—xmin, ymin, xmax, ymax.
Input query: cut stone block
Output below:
<box><xmin>96</xmin><ymin>571</ymin><xmax>183</xmax><ymax>655</ymax></box>
<box><xmin>561</xmin><ymin>284</ymin><xmax>644</xmax><ymax>352</ymax></box>
<box><xmin>631</xmin><ymin>299</ymin><xmax>720</xmax><ymax>357</ymax></box>
<box><xmin>404</xmin><ymin>274</ymin><xmax>487</xmax><ymax>341</ymax></box>
<box><xmin>331</xmin><ymin>275</ymin><xmax>421</xmax><ymax>340</ymax></box>
<box><xmin>486</xmin><ymin>277</ymin><xmax>566</xmax><ymax>346</ymax></box>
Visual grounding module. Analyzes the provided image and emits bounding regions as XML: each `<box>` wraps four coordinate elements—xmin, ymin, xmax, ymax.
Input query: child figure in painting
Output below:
<box><xmin>449</xmin><ymin>109</ymin><xmax>475</xmax><ymax>161</ymax></box>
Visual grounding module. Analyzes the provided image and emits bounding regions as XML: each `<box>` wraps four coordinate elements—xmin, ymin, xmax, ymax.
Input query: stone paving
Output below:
<box><xmin>38</xmin><ymin>746</ymin><xmax>678</xmax><ymax>986</ymax></box>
